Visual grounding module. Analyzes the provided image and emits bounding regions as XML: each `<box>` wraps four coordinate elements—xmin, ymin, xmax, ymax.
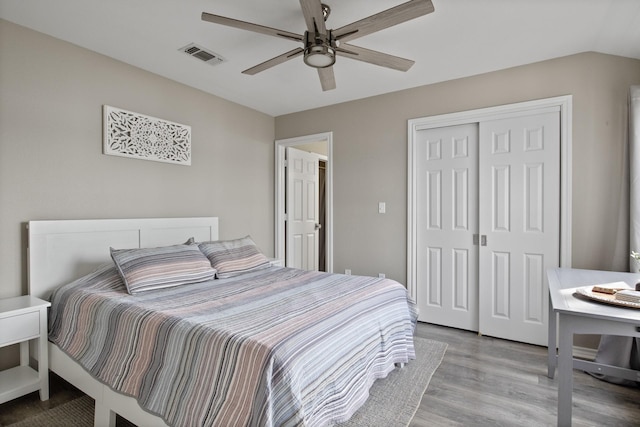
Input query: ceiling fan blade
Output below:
<box><xmin>242</xmin><ymin>48</ymin><xmax>304</xmax><ymax>75</ymax></box>
<box><xmin>299</xmin><ymin>0</ymin><xmax>327</xmax><ymax>34</ymax></box>
<box><xmin>318</xmin><ymin>67</ymin><xmax>336</xmax><ymax>91</ymax></box>
<box><xmin>333</xmin><ymin>0</ymin><xmax>434</xmax><ymax>43</ymax></box>
<box><xmin>337</xmin><ymin>43</ymin><xmax>414</xmax><ymax>71</ymax></box>
<box><xmin>201</xmin><ymin>12</ymin><xmax>303</xmax><ymax>43</ymax></box>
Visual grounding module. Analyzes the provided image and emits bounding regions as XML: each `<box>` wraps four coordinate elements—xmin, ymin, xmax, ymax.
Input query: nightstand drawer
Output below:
<box><xmin>0</xmin><ymin>311</ymin><xmax>40</xmax><ymax>346</ymax></box>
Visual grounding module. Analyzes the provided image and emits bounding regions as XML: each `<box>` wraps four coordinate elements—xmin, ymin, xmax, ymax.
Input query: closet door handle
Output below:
<box><xmin>473</xmin><ymin>235</ymin><xmax>487</xmax><ymax>246</ymax></box>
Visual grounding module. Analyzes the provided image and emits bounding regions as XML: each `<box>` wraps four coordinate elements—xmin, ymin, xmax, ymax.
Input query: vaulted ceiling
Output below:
<box><xmin>2</xmin><ymin>0</ymin><xmax>640</xmax><ymax>116</ymax></box>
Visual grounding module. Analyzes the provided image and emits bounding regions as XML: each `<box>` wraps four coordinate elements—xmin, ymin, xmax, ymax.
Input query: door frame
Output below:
<box><xmin>407</xmin><ymin>95</ymin><xmax>572</xmax><ymax>301</ymax></box>
<box><xmin>275</xmin><ymin>132</ymin><xmax>334</xmax><ymax>272</ymax></box>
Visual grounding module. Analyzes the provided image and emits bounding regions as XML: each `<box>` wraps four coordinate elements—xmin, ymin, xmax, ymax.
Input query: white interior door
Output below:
<box><xmin>478</xmin><ymin>110</ymin><xmax>560</xmax><ymax>346</ymax></box>
<box><xmin>286</xmin><ymin>147</ymin><xmax>320</xmax><ymax>270</ymax></box>
<box><xmin>416</xmin><ymin>123</ymin><xmax>479</xmax><ymax>331</ymax></box>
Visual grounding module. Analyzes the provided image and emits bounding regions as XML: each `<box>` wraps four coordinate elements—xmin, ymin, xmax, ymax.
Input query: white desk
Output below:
<box><xmin>547</xmin><ymin>268</ymin><xmax>640</xmax><ymax>426</ymax></box>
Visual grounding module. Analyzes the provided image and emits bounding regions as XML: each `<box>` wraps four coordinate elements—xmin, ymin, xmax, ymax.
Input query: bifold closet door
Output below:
<box><xmin>416</xmin><ymin>123</ymin><xmax>479</xmax><ymax>331</ymax></box>
<box><xmin>478</xmin><ymin>111</ymin><xmax>560</xmax><ymax>346</ymax></box>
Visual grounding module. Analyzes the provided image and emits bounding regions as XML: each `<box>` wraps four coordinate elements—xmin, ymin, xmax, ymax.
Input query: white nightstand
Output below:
<box><xmin>0</xmin><ymin>296</ymin><xmax>50</xmax><ymax>404</ymax></box>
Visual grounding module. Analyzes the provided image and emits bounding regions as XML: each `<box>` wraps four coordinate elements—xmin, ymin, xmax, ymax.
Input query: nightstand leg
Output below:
<box><xmin>38</xmin><ymin>307</ymin><xmax>49</xmax><ymax>401</ymax></box>
<box><xmin>19</xmin><ymin>341</ymin><xmax>29</xmax><ymax>366</ymax></box>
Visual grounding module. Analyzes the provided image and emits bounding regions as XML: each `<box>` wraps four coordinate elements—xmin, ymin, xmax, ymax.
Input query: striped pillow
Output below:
<box><xmin>198</xmin><ymin>236</ymin><xmax>270</xmax><ymax>279</ymax></box>
<box><xmin>111</xmin><ymin>241</ymin><xmax>216</xmax><ymax>294</ymax></box>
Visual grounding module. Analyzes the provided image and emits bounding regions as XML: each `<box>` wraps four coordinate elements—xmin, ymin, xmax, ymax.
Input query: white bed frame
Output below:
<box><xmin>28</xmin><ymin>217</ymin><xmax>219</xmax><ymax>427</ymax></box>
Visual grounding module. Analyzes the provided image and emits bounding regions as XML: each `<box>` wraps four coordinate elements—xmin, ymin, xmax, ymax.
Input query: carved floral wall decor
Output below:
<box><xmin>103</xmin><ymin>105</ymin><xmax>191</xmax><ymax>165</ymax></box>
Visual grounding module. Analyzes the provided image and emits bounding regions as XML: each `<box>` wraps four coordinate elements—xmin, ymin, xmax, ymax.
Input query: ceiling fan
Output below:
<box><xmin>201</xmin><ymin>0</ymin><xmax>435</xmax><ymax>91</ymax></box>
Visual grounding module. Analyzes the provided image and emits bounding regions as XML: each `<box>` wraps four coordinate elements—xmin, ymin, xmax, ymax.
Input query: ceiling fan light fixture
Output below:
<box><xmin>304</xmin><ymin>44</ymin><xmax>336</xmax><ymax>68</ymax></box>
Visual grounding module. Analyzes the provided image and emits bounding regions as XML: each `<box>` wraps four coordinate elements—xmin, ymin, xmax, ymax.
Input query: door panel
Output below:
<box><xmin>492</xmin><ymin>165</ymin><xmax>510</xmax><ymax>231</ymax></box>
<box><xmin>491</xmin><ymin>251</ymin><xmax>510</xmax><ymax>318</ymax></box>
<box><xmin>417</xmin><ymin>123</ymin><xmax>479</xmax><ymax>331</ymax></box>
<box><xmin>478</xmin><ymin>111</ymin><xmax>560</xmax><ymax>346</ymax></box>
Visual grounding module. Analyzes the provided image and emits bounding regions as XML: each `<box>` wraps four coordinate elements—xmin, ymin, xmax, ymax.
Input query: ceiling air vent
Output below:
<box><xmin>179</xmin><ymin>43</ymin><xmax>225</xmax><ymax>66</ymax></box>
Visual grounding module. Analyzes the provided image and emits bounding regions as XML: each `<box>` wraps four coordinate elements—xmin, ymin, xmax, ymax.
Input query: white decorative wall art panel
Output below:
<box><xmin>103</xmin><ymin>105</ymin><xmax>191</xmax><ymax>165</ymax></box>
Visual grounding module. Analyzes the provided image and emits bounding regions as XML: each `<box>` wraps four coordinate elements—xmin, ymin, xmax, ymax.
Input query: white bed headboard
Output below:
<box><xmin>28</xmin><ymin>217</ymin><xmax>219</xmax><ymax>299</ymax></box>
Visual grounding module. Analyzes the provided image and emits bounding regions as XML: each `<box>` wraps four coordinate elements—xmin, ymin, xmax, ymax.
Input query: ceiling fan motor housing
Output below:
<box><xmin>303</xmin><ymin>30</ymin><xmax>335</xmax><ymax>68</ymax></box>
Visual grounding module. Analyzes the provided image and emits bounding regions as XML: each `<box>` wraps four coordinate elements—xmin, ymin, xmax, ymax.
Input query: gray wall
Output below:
<box><xmin>0</xmin><ymin>19</ymin><xmax>276</xmax><ymax>299</ymax></box>
<box><xmin>276</xmin><ymin>52</ymin><xmax>640</xmax><ymax>283</ymax></box>
<box><xmin>3</xmin><ymin>16</ymin><xmax>640</xmax><ymax>365</ymax></box>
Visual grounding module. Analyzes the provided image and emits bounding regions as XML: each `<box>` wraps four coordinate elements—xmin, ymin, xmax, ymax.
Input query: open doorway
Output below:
<box><xmin>275</xmin><ymin>132</ymin><xmax>333</xmax><ymax>272</ymax></box>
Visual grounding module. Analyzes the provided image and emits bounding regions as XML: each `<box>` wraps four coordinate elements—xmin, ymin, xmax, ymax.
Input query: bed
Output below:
<box><xmin>28</xmin><ymin>217</ymin><xmax>418</xmax><ymax>427</ymax></box>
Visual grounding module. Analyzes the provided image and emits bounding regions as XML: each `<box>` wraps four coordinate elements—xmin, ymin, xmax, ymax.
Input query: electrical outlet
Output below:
<box><xmin>378</xmin><ymin>273</ymin><xmax>385</xmax><ymax>278</ymax></box>
<box><xmin>345</xmin><ymin>269</ymin><xmax>351</xmax><ymax>275</ymax></box>
<box><xmin>378</xmin><ymin>202</ymin><xmax>386</xmax><ymax>214</ymax></box>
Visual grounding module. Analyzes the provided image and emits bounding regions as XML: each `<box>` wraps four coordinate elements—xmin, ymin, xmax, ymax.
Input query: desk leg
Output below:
<box><xmin>548</xmin><ymin>298</ymin><xmax>556</xmax><ymax>379</ymax></box>
<box><xmin>557</xmin><ymin>313</ymin><xmax>573</xmax><ymax>426</ymax></box>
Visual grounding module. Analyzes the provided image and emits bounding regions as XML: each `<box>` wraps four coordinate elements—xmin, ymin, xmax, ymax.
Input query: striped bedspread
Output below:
<box><xmin>49</xmin><ymin>265</ymin><xmax>418</xmax><ymax>426</ymax></box>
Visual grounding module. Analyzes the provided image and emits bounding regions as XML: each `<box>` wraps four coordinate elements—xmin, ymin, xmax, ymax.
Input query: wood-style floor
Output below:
<box><xmin>0</xmin><ymin>322</ymin><xmax>638</xmax><ymax>426</ymax></box>
<box><xmin>412</xmin><ymin>323</ymin><xmax>640</xmax><ymax>426</ymax></box>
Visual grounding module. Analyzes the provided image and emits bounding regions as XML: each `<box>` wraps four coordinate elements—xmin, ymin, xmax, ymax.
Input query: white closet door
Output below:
<box><xmin>286</xmin><ymin>147</ymin><xmax>320</xmax><ymax>270</ymax></box>
<box><xmin>478</xmin><ymin>110</ymin><xmax>560</xmax><ymax>346</ymax></box>
<box><xmin>416</xmin><ymin>123</ymin><xmax>479</xmax><ymax>331</ymax></box>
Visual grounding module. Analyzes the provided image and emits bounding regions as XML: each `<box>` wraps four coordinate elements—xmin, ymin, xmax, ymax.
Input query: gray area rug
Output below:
<box><xmin>9</xmin><ymin>395</ymin><xmax>94</xmax><ymax>427</ymax></box>
<box><xmin>9</xmin><ymin>337</ymin><xmax>447</xmax><ymax>427</ymax></box>
<box><xmin>340</xmin><ymin>337</ymin><xmax>447</xmax><ymax>427</ymax></box>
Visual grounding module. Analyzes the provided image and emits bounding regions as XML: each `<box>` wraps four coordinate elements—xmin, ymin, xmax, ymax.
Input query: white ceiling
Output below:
<box><xmin>2</xmin><ymin>0</ymin><xmax>640</xmax><ymax>117</ymax></box>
